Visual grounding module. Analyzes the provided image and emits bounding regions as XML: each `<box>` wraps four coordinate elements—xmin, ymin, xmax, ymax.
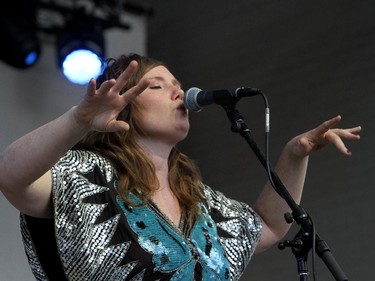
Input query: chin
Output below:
<box><xmin>176</xmin><ymin>126</ymin><xmax>190</xmax><ymax>142</ymax></box>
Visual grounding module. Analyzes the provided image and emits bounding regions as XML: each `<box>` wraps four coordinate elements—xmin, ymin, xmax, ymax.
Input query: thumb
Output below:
<box><xmin>105</xmin><ymin>120</ymin><xmax>130</xmax><ymax>132</ymax></box>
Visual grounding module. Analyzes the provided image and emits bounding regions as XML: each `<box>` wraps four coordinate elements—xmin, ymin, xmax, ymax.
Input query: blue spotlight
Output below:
<box><xmin>25</xmin><ymin>51</ymin><xmax>39</xmax><ymax>66</ymax></box>
<box><xmin>62</xmin><ymin>49</ymin><xmax>104</xmax><ymax>85</ymax></box>
<box><xmin>58</xmin><ymin>31</ymin><xmax>105</xmax><ymax>85</ymax></box>
<box><xmin>0</xmin><ymin>1</ymin><xmax>40</xmax><ymax>69</ymax></box>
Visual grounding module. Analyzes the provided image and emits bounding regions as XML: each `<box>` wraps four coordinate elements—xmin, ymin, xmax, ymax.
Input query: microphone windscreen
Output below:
<box><xmin>183</xmin><ymin>87</ymin><xmax>202</xmax><ymax>112</ymax></box>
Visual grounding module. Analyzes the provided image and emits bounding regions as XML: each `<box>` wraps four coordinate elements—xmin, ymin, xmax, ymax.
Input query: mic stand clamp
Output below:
<box><xmin>222</xmin><ymin>103</ymin><xmax>348</xmax><ymax>281</ymax></box>
<box><xmin>279</xmin><ymin>229</ymin><xmax>312</xmax><ymax>281</ymax></box>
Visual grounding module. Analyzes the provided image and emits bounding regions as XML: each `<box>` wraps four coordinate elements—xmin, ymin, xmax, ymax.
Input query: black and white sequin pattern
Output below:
<box><xmin>20</xmin><ymin>215</ymin><xmax>47</xmax><ymax>280</ymax></box>
<box><xmin>203</xmin><ymin>185</ymin><xmax>262</xmax><ymax>281</ymax></box>
<box><xmin>54</xmin><ymin>150</ymin><xmax>145</xmax><ymax>281</ymax></box>
<box><xmin>20</xmin><ymin>150</ymin><xmax>262</xmax><ymax>281</ymax></box>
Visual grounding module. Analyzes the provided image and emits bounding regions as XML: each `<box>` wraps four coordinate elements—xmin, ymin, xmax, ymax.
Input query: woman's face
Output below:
<box><xmin>135</xmin><ymin>65</ymin><xmax>189</xmax><ymax>146</ymax></box>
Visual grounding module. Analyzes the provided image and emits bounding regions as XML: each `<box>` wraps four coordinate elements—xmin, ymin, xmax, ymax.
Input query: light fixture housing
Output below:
<box><xmin>0</xmin><ymin>2</ymin><xmax>41</xmax><ymax>69</ymax></box>
<box><xmin>57</xmin><ymin>30</ymin><xmax>106</xmax><ymax>85</ymax></box>
<box><xmin>0</xmin><ymin>1</ymin><xmax>151</xmax><ymax>83</ymax></box>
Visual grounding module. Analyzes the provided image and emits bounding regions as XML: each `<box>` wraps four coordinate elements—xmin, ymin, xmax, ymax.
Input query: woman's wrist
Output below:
<box><xmin>68</xmin><ymin>106</ymin><xmax>92</xmax><ymax>136</ymax></box>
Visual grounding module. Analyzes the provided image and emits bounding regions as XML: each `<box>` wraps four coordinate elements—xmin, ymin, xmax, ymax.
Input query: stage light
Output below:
<box><xmin>62</xmin><ymin>49</ymin><xmax>104</xmax><ymax>85</ymax></box>
<box><xmin>0</xmin><ymin>2</ymin><xmax>41</xmax><ymax>69</ymax></box>
<box><xmin>57</xmin><ymin>31</ymin><xmax>106</xmax><ymax>85</ymax></box>
<box><xmin>0</xmin><ymin>1</ymin><xmax>150</xmax><ymax>81</ymax></box>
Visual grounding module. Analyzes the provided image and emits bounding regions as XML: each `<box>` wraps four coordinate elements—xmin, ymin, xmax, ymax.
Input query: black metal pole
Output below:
<box><xmin>223</xmin><ymin>104</ymin><xmax>348</xmax><ymax>281</ymax></box>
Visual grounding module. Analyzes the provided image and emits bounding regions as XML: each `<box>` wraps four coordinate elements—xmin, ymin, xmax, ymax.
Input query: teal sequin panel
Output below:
<box><xmin>117</xmin><ymin>194</ymin><xmax>230</xmax><ymax>280</ymax></box>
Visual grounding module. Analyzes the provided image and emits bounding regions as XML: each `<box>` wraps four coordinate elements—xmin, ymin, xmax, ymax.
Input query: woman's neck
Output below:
<box><xmin>137</xmin><ymin>138</ymin><xmax>182</xmax><ymax>226</ymax></box>
<box><xmin>137</xmin><ymin>137</ymin><xmax>173</xmax><ymax>182</ymax></box>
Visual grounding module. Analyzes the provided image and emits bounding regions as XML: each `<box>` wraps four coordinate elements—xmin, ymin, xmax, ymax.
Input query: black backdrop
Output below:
<box><xmin>145</xmin><ymin>0</ymin><xmax>375</xmax><ymax>280</ymax></box>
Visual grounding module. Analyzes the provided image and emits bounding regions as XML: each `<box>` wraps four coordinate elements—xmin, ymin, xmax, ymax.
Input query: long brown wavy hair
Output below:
<box><xmin>76</xmin><ymin>53</ymin><xmax>204</xmax><ymax>225</ymax></box>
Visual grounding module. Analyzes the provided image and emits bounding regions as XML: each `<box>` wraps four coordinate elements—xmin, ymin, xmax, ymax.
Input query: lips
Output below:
<box><xmin>177</xmin><ymin>103</ymin><xmax>187</xmax><ymax>111</ymax></box>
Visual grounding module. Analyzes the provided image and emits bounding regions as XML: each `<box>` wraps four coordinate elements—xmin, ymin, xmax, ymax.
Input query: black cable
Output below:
<box><xmin>260</xmin><ymin>92</ymin><xmax>318</xmax><ymax>280</ymax></box>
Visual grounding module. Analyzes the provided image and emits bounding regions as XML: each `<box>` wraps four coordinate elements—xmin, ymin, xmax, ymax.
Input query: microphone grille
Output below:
<box><xmin>183</xmin><ymin>87</ymin><xmax>202</xmax><ymax>112</ymax></box>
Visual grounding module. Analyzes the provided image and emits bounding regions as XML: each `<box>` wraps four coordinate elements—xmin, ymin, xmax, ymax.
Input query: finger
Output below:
<box><xmin>86</xmin><ymin>79</ymin><xmax>97</xmax><ymax>97</ymax></box>
<box><xmin>348</xmin><ymin>126</ymin><xmax>362</xmax><ymax>135</ymax></box>
<box><xmin>332</xmin><ymin>127</ymin><xmax>361</xmax><ymax>140</ymax></box>
<box><xmin>105</xmin><ymin>120</ymin><xmax>130</xmax><ymax>132</ymax></box>
<box><xmin>325</xmin><ymin>132</ymin><xmax>352</xmax><ymax>156</ymax></box>
<box><xmin>121</xmin><ymin>78</ymin><xmax>151</xmax><ymax>104</ymax></box>
<box><xmin>97</xmin><ymin>79</ymin><xmax>116</xmax><ymax>95</ymax></box>
<box><xmin>314</xmin><ymin>115</ymin><xmax>342</xmax><ymax>135</ymax></box>
<box><xmin>111</xmin><ymin>60</ymin><xmax>138</xmax><ymax>93</ymax></box>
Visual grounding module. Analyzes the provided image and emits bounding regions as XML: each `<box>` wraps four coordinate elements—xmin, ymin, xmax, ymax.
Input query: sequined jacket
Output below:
<box><xmin>20</xmin><ymin>150</ymin><xmax>262</xmax><ymax>281</ymax></box>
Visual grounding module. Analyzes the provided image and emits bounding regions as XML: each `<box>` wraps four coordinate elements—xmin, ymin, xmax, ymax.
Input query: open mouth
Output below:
<box><xmin>177</xmin><ymin>103</ymin><xmax>187</xmax><ymax>111</ymax></box>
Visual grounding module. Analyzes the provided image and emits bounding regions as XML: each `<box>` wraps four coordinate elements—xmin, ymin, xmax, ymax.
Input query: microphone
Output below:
<box><xmin>183</xmin><ymin>87</ymin><xmax>262</xmax><ymax>112</ymax></box>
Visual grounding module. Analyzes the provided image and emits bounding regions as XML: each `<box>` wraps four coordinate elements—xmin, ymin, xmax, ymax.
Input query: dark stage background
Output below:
<box><xmin>144</xmin><ymin>0</ymin><xmax>375</xmax><ymax>280</ymax></box>
<box><xmin>0</xmin><ymin>1</ymin><xmax>373</xmax><ymax>280</ymax></box>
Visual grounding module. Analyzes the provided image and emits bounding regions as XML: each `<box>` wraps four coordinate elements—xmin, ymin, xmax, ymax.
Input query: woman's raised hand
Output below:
<box><xmin>72</xmin><ymin>60</ymin><xmax>150</xmax><ymax>132</ymax></box>
<box><xmin>287</xmin><ymin>115</ymin><xmax>361</xmax><ymax>158</ymax></box>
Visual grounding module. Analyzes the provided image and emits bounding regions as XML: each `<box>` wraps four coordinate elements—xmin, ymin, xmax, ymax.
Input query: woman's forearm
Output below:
<box><xmin>253</xmin><ymin>116</ymin><xmax>361</xmax><ymax>254</ymax></box>
<box><xmin>0</xmin><ymin>107</ymin><xmax>88</xmax><ymax>192</ymax></box>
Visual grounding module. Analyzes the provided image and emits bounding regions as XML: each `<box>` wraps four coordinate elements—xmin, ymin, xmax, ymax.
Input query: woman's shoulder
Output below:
<box><xmin>53</xmin><ymin>149</ymin><xmax>115</xmax><ymax>180</ymax></box>
<box><xmin>57</xmin><ymin>149</ymin><xmax>111</xmax><ymax>167</ymax></box>
<box><xmin>201</xmin><ymin>183</ymin><xmax>262</xmax><ymax>227</ymax></box>
<box><xmin>202</xmin><ymin>184</ymin><xmax>247</xmax><ymax>209</ymax></box>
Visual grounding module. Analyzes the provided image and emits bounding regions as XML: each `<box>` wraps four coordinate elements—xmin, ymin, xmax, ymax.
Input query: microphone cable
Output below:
<box><xmin>260</xmin><ymin>92</ymin><xmax>317</xmax><ymax>281</ymax></box>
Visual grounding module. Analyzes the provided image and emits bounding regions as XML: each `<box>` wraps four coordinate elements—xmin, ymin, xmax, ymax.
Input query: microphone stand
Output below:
<box><xmin>222</xmin><ymin>103</ymin><xmax>348</xmax><ymax>281</ymax></box>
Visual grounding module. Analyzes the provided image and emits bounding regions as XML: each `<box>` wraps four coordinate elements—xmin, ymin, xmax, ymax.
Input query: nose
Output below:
<box><xmin>173</xmin><ymin>86</ymin><xmax>184</xmax><ymax>100</ymax></box>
